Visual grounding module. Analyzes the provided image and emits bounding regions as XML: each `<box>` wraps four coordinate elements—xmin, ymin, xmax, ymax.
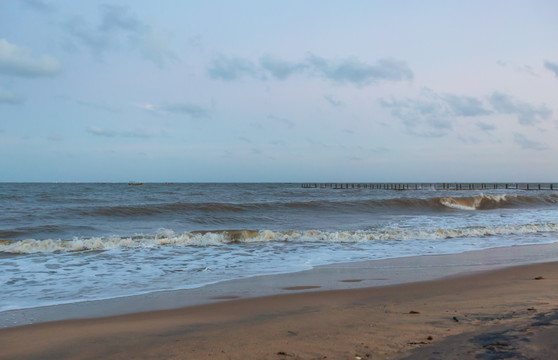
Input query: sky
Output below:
<box><xmin>1</xmin><ymin>0</ymin><xmax>557</xmax><ymax>182</ymax></box>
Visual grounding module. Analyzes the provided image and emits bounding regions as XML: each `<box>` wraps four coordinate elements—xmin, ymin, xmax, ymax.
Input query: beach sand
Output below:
<box><xmin>1</xmin><ymin>248</ymin><xmax>558</xmax><ymax>359</ymax></box>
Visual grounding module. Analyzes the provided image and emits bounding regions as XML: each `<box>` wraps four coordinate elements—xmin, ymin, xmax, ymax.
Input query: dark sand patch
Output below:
<box><xmin>402</xmin><ymin>309</ymin><xmax>558</xmax><ymax>359</ymax></box>
<box><xmin>282</xmin><ymin>286</ymin><xmax>321</xmax><ymax>291</ymax></box>
<box><xmin>210</xmin><ymin>296</ymin><xmax>240</xmax><ymax>300</ymax></box>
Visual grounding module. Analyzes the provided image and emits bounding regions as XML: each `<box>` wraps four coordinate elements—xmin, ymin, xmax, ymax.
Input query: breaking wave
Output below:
<box><xmin>72</xmin><ymin>193</ymin><xmax>558</xmax><ymax>217</ymax></box>
<box><xmin>2</xmin><ymin>223</ymin><xmax>557</xmax><ymax>254</ymax></box>
<box><xmin>439</xmin><ymin>194</ymin><xmax>509</xmax><ymax>210</ymax></box>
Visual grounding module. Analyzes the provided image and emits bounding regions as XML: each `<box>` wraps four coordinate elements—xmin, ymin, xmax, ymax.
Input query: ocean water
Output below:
<box><xmin>1</xmin><ymin>182</ymin><xmax>558</xmax><ymax>312</ymax></box>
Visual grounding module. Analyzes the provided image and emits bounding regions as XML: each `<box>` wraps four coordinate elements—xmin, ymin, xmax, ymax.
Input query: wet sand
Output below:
<box><xmin>1</xmin><ymin>245</ymin><xmax>558</xmax><ymax>359</ymax></box>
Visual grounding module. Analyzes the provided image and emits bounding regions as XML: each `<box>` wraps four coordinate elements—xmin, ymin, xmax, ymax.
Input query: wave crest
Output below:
<box><xmin>439</xmin><ymin>194</ymin><xmax>509</xmax><ymax>210</ymax></box>
<box><xmin>71</xmin><ymin>193</ymin><xmax>558</xmax><ymax>217</ymax></box>
<box><xmin>2</xmin><ymin>223</ymin><xmax>557</xmax><ymax>254</ymax></box>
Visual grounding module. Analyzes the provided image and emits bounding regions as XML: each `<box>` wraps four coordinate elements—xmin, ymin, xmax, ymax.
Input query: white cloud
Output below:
<box><xmin>87</xmin><ymin>126</ymin><xmax>118</xmax><ymax>137</ymax></box>
<box><xmin>259</xmin><ymin>54</ymin><xmax>306</xmax><ymax>80</ymax></box>
<box><xmin>324</xmin><ymin>95</ymin><xmax>345</xmax><ymax>107</ymax></box>
<box><xmin>138</xmin><ymin>102</ymin><xmax>210</xmax><ymax>118</ymax></box>
<box><xmin>207</xmin><ymin>55</ymin><xmax>258</xmax><ymax>81</ymax></box>
<box><xmin>87</xmin><ymin>126</ymin><xmax>155</xmax><ymax>139</ymax></box>
<box><xmin>65</xmin><ymin>5</ymin><xmax>175</xmax><ymax>67</ymax></box>
<box><xmin>380</xmin><ymin>89</ymin><xmax>490</xmax><ymax>137</ymax></box>
<box><xmin>489</xmin><ymin>92</ymin><xmax>552</xmax><ymax>126</ymax></box>
<box><xmin>514</xmin><ymin>133</ymin><xmax>548</xmax><ymax>151</ymax></box>
<box><xmin>476</xmin><ymin>122</ymin><xmax>496</xmax><ymax>131</ymax></box>
<box><xmin>497</xmin><ymin>60</ymin><xmax>538</xmax><ymax>76</ymax></box>
<box><xmin>22</xmin><ymin>0</ymin><xmax>55</xmax><ymax>13</ymax></box>
<box><xmin>137</xmin><ymin>103</ymin><xmax>155</xmax><ymax>111</ymax></box>
<box><xmin>306</xmin><ymin>54</ymin><xmax>413</xmax><ymax>85</ymax></box>
<box><xmin>267</xmin><ymin>114</ymin><xmax>295</xmax><ymax>128</ymax></box>
<box><xmin>0</xmin><ymin>39</ymin><xmax>61</xmax><ymax>77</ymax></box>
<box><xmin>544</xmin><ymin>61</ymin><xmax>558</xmax><ymax>78</ymax></box>
<box><xmin>47</xmin><ymin>133</ymin><xmax>63</xmax><ymax>142</ymax></box>
<box><xmin>442</xmin><ymin>94</ymin><xmax>491</xmax><ymax>117</ymax></box>
<box><xmin>0</xmin><ymin>88</ymin><xmax>24</xmax><ymax>104</ymax></box>
<box><xmin>207</xmin><ymin>53</ymin><xmax>413</xmax><ymax>86</ymax></box>
<box><xmin>159</xmin><ymin>103</ymin><xmax>210</xmax><ymax>118</ymax></box>
<box><xmin>383</xmin><ymin>89</ymin><xmax>554</xmax><ymax>138</ymax></box>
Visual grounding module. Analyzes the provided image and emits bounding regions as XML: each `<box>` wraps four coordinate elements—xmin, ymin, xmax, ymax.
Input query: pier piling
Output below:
<box><xmin>301</xmin><ymin>183</ymin><xmax>556</xmax><ymax>191</ymax></box>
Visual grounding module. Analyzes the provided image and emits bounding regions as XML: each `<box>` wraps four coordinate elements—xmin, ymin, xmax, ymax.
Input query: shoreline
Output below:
<box><xmin>1</xmin><ymin>245</ymin><xmax>558</xmax><ymax>359</ymax></box>
<box><xmin>2</xmin><ymin>241</ymin><xmax>558</xmax><ymax>329</ymax></box>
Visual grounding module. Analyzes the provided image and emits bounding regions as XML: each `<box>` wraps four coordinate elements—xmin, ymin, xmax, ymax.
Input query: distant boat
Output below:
<box><xmin>128</xmin><ymin>182</ymin><xmax>143</xmax><ymax>186</ymax></box>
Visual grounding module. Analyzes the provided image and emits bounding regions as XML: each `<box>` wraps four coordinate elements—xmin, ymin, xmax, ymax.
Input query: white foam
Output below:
<box><xmin>439</xmin><ymin>194</ymin><xmax>510</xmax><ymax>210</ymax></box>
<box><xmin>2</xmin><ymin>223</ymin><xmax>557</xmax><ymax>254</ymax></box>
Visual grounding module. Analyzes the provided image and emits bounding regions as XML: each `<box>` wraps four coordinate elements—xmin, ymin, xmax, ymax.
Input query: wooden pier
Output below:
<box><xmin>301</xmin><ymin>183</ymin><xmax>556</xmax><ymax>191</ymax></box>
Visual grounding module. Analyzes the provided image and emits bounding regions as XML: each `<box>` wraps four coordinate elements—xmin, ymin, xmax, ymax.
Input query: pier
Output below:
<box><xmin>301</xmin><ymin>183</ymin><xmax>556</xmax><ymax>190</ymax></box>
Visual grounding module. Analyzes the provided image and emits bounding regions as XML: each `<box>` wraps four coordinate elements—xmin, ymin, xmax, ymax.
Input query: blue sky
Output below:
<box><xmin>1</xmin><ymin>0</ymin><xmax>557</xmax><ymax>182</ymax></box>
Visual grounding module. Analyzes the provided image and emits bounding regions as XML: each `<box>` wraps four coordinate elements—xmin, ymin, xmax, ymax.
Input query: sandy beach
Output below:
<box><xmin>2</xmin><ymin>244</ymin><xmax>558</xmax><ymax>360</ymax></box>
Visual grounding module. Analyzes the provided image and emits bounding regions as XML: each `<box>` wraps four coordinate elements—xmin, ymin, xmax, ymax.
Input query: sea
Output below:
<box><xmin>1</xmin><ymin>182</ymin><xmax>558</xmax><ymax>313</ymax></box>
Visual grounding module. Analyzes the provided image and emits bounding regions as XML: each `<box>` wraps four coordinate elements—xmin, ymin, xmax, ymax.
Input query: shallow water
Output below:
<box><xmin>1</xmin><ymin>183</ymin><xmax>557</xmax><ymax>311</ymax></box>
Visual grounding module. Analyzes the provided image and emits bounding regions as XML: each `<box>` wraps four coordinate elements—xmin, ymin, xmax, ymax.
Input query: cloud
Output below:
<box><xmin>238</xmin><ymin>136</ymin><xmax>252</xmax><ymax>143</ymax></box>
<box><xmin>23</xmin><ymin>0</ymin><xmax>55</xmax><ymax>13</ymax></box>
<box><xmin>47</xmin><ymin>133</ymin><xmax>63</xmax><ymax>142</ymax></box>
<box><xmin>269</xmin><ymin>139</ymin><xmax>287</xmax><ymax>146</ymax></box>
<box><xmin>259</xmin><ymin>54</ymin><xmax>306</xmax><ymax>80</ymax></box>
<box><xmin>384</xmin><ymin>89</ymin><xmax>553</xmax><ymax>137</ymax></box>
<box><xmin>98</xmin><ymin>4</ymin><xmax>142</xmax><ymax>33</ymax></box>
<box><xmin>518</xmin><ymin>64</ymin><xmax>536</xmax><ymax>76</ymax></box>
<box><xmin>306</xmin><ymin>54</ymin><xmax>413</xmax><ymax>85</ymax></box>
<box><xmin>0</xmin><ymin>39</ymin><xmax>61</xmax><ymax>77</ymax></box>
<box><xmin>324</xmin><ymin>95</ymin><xmax>345</xmax><ymax>107</ymax></box>
<box><xmin>381</xmin><ymin>89</ymin><xmax>491</xmax><ymax>137</ymax></box>
<box><xmin>158</xmin><ymin>103</ymin><xmax>209</xmax><ymax>118</ymax></box>
<box><xmin>140</xmin><ymin>102</ymin><xmax>210</xmax><ymax>118</ymax></box>
<box><xmin>137</xmin><ymin>28</ymin><xmax>176</xmax><ymax>67</ymax></box>
<box><xmin>370</xmin><ymin>146</ymin><xmax>389</xmax><ymax>154</ymax></box>
<box><xmin>207</xmin><ymin>53</ymin><xmax>413</xmax><ymax>86</ymax></box>
<box><xmin>489</xmin><ymin>92</ymin><xmax>552</xmax><ymax>126</ymax></box>
<box><xmin>442</xmin><ymin>94</ymin><xmax>491</xmax><ymax>117</ymax></box>
<box><xmin>207</xmin><ymin>55</ymin><xmax>258</xmax><ymax>81</ymax></box>
<box><xmin>267</xmin><ymin>114</ymin><xmax>295</xmax><ymax>128</ymax></box>
<box><xmin>381</xmin><ymin>97</ymin><xmax>450</xmax><ymax>137</ymax></box>
<box><xmin>380</xmin><ymin>91</ymin><xmax>448</xmax><ymax>132</ymax></box>
<box><xmin>457</xmin><ymin>135</ymin><xmax>481</xmax><ymax>144</ymax></box>
<box><xmin>514</xmin><ymin>133</ymin><xmax>548</xmax><ymax>150</ymax></box>
<box><xmin>65</xmin><ymin>5</ymin><xmax>175</xmax><ymax>67</ymax></box>
<box><xmin>87</xmin><ymin>126</ymin><xmax>117</xmax><ymax>137</ymax></box>
<box><xmin>381</xmin><ymin>97</ymin><xmax>443</xmax><ymax>126</ymax></box>
<box><xmin>64</xmin><ymin>18</ymin><xmax>110</xmax><ymax>56</ymax></box>
<box><xmin>87</xmin><ymin>126</ymin><xmax>154</xmax><ymax>139</ymax></box>
<box><xmin>476</xmin><ymin>121</ymin><xmax>496</xmax><ymax>131</ymax></box>
<box><xmin>0</xmin><ymin>88</ymin><xmax>24</xmax><ymax>105</ymax></box>
<box><xmin>497</xmin><ymin>60</ymin><xmax>537</xmax><ymax>76</ymax></box>
<box><xmin>544</xmin><ymin>61</ymin><xmax>558</xmax><ymax>78</ymax></box>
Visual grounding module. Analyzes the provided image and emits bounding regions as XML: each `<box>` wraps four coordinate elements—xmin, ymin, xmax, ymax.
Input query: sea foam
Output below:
<box><xmin>2</xmin><ymin>223</ymin><xmax>557</xmax><ymax>254</ymax></box>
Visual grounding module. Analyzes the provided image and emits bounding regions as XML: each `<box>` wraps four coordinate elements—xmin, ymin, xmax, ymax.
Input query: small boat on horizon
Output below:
<box><xmin>128</xmin><ymin>182</ymin><xmax>144</xmax><ymax>186</ymax></box>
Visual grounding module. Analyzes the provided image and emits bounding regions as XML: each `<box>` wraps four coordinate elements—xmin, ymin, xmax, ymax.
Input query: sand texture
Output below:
<box><xmin>1</xmin><ymin>260</ymin><xmax>557</xmax><ymax>360</ymax></box>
